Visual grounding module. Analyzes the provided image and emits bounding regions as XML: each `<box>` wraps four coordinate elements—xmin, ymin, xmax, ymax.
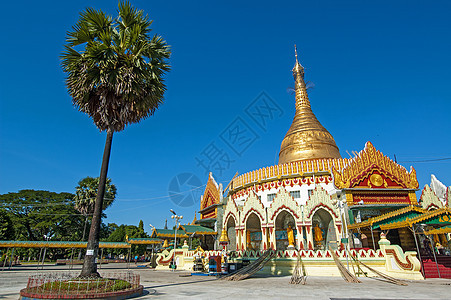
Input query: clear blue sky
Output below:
<box><xmin>1</xmin><ymin>0</ymin><xmax>450</xmax><ymax>233</ymax></box>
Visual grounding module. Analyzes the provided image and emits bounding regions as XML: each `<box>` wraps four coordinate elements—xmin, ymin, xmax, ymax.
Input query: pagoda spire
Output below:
<box><xmin>292</xmin><ymin>45</ymin><xmax>310</xmax><ymax>108</ymax></box>
<box><xmin>278</xmin><ymin>46</ymin><xmax>341</xmax><ymax>164</ymax></box>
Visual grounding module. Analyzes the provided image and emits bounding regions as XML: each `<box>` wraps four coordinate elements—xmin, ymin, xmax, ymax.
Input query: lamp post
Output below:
<box><xmin>170</xmin><ymin>209</ymin><xmax>183</xmax><ymax>270</ymax></box>
<box><xmin>337</xmin><ymin>198</ymin><xmax>350</xmax><ymax>271</ymax></box>
<box><xmin>149</xmin><ymin>224</ymin><xmax>156</xmax><ymax>267</ymax></box>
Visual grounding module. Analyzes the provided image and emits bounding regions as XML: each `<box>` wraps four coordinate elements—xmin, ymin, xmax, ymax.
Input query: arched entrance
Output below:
<box><xmin>274</xmin><ymin>210</ymin><xmax>296</xmax><ymax>250</ymax></box>
<box><xmin>311</xmin><ymin>208</ymin><xmax>336</xmax><ymax>250</ymax></box>
<box><xmin>245</xmin><ymin>212</ymin><xmax>262</xmax><ymax>251</ymax></box>
<box><xmin>226</xmin><ymin>216</ymin><xmax>237</xmax><ymax>251</ymax></box>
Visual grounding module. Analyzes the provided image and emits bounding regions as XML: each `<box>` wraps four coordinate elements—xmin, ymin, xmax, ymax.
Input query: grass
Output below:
<box><xmin>31</xmin><ymin>278</ymin><xmax>132</xmax><ymax>294</ymax></box>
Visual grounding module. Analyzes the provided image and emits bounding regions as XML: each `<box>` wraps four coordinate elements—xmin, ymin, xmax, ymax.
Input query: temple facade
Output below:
<box><xmin>154</xmin><ymin>48</ymin><xmax>451</xmax><ymax>280</ymax></box>
<box><xmin>198</xmin><ymin>48</ymin><xmax>450</xmax><ymax>254</ymax></box>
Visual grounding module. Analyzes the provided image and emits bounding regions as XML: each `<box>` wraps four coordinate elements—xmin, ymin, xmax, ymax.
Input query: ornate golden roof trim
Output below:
<box><xmin>231</xmin><ymin>157</ymin><xmax>350</xmax><ymax>192</ymax></box>
<box><xmin>380</xmin><ymin>207</ymin><xmax>451</xmax><ymax>230</ymax></box>
<box><xmin>332</xmin><ymin>142</ymin><xmax>419</xmax><ymax>190</ymax></box>
<box><xmin>347</xmin><ymin>205</ymin><xmax>426</xmax><ymax>230</ymax></box>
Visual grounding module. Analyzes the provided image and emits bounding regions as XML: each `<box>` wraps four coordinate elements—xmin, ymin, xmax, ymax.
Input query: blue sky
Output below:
<box><xmin>1</xmin><ymin>0</ymin><xmax>450</xmax><ymax>233</ymax></box>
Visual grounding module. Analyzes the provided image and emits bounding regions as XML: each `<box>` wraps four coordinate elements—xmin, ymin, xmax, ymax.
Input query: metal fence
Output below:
<box><xmin>25</xmin><ymin>271</ymin><xmax>140</xmax><ymax>296</ymax></box>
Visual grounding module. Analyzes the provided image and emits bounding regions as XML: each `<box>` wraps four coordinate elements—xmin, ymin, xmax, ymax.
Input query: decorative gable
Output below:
<box><xmin>223</xmin><ymin>196</ymin><xmax>240</xmax><ymax>228</ymax></box>
<box><xmin>304</xmin><ymin>185</ymin><xmax>340</xmax><ymax>221</ymax></box>
<box><xmin>332</xmin><ymin>142</ymin><xmax>418</xmax><ymax>190</ymax></box>
<box><xmin>420</xmin><ymin>185</ymin><xmax>444</xmax><ymax>210</ymax></box>
<box><xmin>242</xmin><ymin>190</ymin><xmax>267</xmax><ymax>225</ymax></box>
<box><xmin>200</xmin><ymin>173</ymin><xmax>221</xmax><ymax>220</ymax></box>
<box><xmin>267</xmin><ymin>186</ymin><xmax>302</xmax><ymax>222</ymax></box>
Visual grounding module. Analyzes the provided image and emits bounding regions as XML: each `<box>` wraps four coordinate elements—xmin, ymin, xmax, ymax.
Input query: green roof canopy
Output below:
<box><xmin>0</xmin><ymin>240</ymin><xmax>130</xmax><ymax>249</ymax></box>
<box><xmin>348</xmin><ymin>206</ymin><xmax>426</xmax><ymax>230</ymax></box>
<box><xmin>178</xmin><ymin>224</ymin><xmax>216</xmax><ymax>235</ymax></box>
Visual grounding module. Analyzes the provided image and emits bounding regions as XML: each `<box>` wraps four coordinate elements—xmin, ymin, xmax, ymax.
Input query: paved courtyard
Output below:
<box><xmin>0</xmin><ymin>263</ymin><xmax>450</xmax><ymax>299</ymax></box>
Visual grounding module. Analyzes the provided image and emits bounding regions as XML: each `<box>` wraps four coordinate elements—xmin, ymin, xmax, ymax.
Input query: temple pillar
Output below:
<box><xmin>296</xmin><ymin>224</ymin><xmax>304</xmax><ymax>250</ymax></box>
<box><xmin>267</xmin><ymin>224</ymin><xmax>276</xmax><ymax>250</ymax></box>
<box><xmin>305</xmin><ymin>225</ymin><xmax>314</xmax><ymax>250</ymax></box>
<box><xmin>237</xmin><ymin>228</ymin><xmax>245</xmax><ymax>250</ymax></box>
<box><xmin>261</xmin><ymin>226</ymin><xmax>269</xmax><ymax>250</ymax></box>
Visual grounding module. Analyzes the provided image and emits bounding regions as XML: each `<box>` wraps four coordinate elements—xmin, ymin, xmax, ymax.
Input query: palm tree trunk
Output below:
<box><xmin>80</xmin><ymin>128</ymin><xmax>114</xmax><ymax>277</ymax></box>
<box><xmin>78</xmin><ymin>216</ymin><xmax>89</xmax><ymax>260</ymax></box>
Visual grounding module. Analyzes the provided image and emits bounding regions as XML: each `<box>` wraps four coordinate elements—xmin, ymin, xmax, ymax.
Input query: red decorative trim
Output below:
<box><xmin>270</xmin><ymin>205</ymin><xmax>300</xmax><ymax>221</ymax></box>
<box><xmin>297</xmin><ymin>226</ymin><xmax>303</xmax><ymax>235</ymax></box>
<box><xmin>20</xmin><ymin>286</ymin><xmax>144</xmax><ymax>299</ymax></box>
<box><xmin>231</xmin><ymin>176</ymin><xmax>332</xmax><ymax>200</ymax></box>
<box><xmin>385</xmin><ymin>249</ymin><xmax>413</xmax><ymax>270</ymax></box>
<box><xmin>337</xmin><ymin>224</ymin><xmax>342</xmax><ymax>234</ymax></box>
<box><xmin>243</xmin><ymin>208</ymin><xmax>264</xmax><ymax>224</ymax></box>
<box><xmin>308</xmin><ymin>241</ymin><xmax>313</xmax><ymax>250</ymax></box>
<box><xmin>306</xmin><ymin>226</ymin><xmax>311</xmax><ymax>234</ymax></box>
<box><xmin>224</xmin><ymin>211</ymin><xmax>238</xmax><ymax>228</ymax></box>
<box><xmin>426</xmin><ymin>204</ymin><xmax>441</xmax><ymax>211</ymax></box>
<box><xmin>307</xmin><ymin>203</ymin><xmax>338</xmax><ymax>218</ymax></box>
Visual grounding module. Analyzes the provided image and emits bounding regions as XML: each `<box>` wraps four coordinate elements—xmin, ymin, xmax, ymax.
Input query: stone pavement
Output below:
<box><xmin>0</xmin><ymin>263</ymin><xmax>450</xmax><ymax>299</ymax></box>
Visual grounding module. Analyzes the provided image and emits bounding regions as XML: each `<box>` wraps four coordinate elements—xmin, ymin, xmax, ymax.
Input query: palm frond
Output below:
<box><xmin>61</xmin><ymin>2</ymin><xmax>170</xmax><ymax>132</ymax></box>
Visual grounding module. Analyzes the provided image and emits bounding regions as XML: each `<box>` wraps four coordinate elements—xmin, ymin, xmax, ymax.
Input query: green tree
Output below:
<box><xmin>74</xmin><ymin>176</ymin><xmax>117</xmax><ymax>242</ymax></box>
<box><xmin>0</xmin><ymin>209</ymin><xmax>14</xmax><ymax>240</ymax></box>
<box><xmin>61</xmin><ymin>2</ymin><xmax>170</xmax><ymax>277</ymax></box>
<box><xmin>107</xmin><ymin>223</ymin><xmax>148</xmax><ymax>257</ymax></box>
<box><xmin>0</xmin><ymin>190</ymin><xmax>83</xmax><ymax>241</ymax></box>
<box><xmin>138</xmin><ymin>220</ymin><xmax>144</xmax><ymax>231</ymax></box>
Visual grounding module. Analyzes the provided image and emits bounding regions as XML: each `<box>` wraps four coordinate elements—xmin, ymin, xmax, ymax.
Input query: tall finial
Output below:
<box><xmin>293</xmin><ymin>44</ymin><xmax>304</xmax><ymax>78</ymax></box>
<box><xmin>294</xmin><ymin>44</ymin><xmax>298</xmax><ymax>61</ymax></box>
<box><xmin>279</xmin><ymin>47</ymin><xmax>341</xmax><ymax>164</ymax></box>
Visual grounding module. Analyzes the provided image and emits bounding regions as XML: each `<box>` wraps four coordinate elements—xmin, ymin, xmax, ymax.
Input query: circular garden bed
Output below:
<box><xmin>20</xmin><ymin>272</ymin><xmax>143</xmax><ymax>299</ymax></box>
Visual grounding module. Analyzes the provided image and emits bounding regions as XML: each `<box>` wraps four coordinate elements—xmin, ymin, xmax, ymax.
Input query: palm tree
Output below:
<box><xmin>74</xmin><ymin>176</ymin><xmax>116</xmax><ymax>259</ymax></box>
<box><xmin>61</xmin><ymin>2</ymin><xmax>170</xmax><ymax>277</ymax></box>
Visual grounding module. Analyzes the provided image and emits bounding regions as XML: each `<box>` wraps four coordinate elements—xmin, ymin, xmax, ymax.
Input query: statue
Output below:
<box><xmin>314</xmin><ymin>224</ymin><xmax>323</xmax><ymax>242</ymax></box>
<box><xmin>287</xmin><ymin>225</ymin><xmax>295</xmax><ymax>248</ymax></box>
<box><xmin>246</xmin><ymin>231</ymin><xmax>252</xmax><ymax>250</ymax></box>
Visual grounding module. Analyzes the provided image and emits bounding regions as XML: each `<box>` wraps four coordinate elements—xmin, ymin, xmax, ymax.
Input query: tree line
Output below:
<box><xmin>0</xmin><ymin>177</ymin><xmax>149</xmax><ymax>261</ymax></box>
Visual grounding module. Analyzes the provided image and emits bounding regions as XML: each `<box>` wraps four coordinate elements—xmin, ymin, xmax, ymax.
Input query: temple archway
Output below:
<box><xmin>245</xmin><ymin>212</ymin><xmax>262</xmax><ymax>251</ymax></box>
<box><xmin>226</xmin><ymin>215</ymin><xmax>237</xmax><ymax>251</ymax></box>
<box><xmin>274</xmin><ymin>210</ymin><xmax>296</xmax><ymax>251</ymax></box>
<box><xmin>311</xmin><ymin>208</ymin><xmax>336</xmax><ymax>250</ymax></box>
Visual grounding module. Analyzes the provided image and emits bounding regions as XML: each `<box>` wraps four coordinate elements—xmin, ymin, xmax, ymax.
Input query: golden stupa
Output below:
<box><xmin>278</xmin><ymin>48</ymin><xmax>341</xmax><ymax>164</ymax></box>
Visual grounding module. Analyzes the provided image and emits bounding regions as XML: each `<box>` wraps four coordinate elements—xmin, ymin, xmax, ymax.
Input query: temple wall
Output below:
<box><xmin>155</xmin><ymin>246</ymin><xmax>423</xmax><ymax>280</ymax></box>
<box><xmin>223</xmin><ymin>182</ymin><xmax>343</xmax><ymax>251</ymax></box>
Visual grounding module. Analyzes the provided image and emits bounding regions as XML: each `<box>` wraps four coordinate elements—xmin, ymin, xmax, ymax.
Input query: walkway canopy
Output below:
<box><xmin>348</xmin><ymin>206</ymin><xmax>426</xmax><ymax>230</ymax></box>
<box><xmin>424</xmin><ymin>225</ymin><xmax>451</xmax><ymax>235</ymax></box>
<box><xmin>126</xmin><ymin>238</ymin><xmax>163</xmax><ymax>245</ymax></box>
<box><xmin>0</xmin><ymin>241</ymin><xmax>130</xmax><ymax>249</ymax></box>
<box><xmin>150</xmin><ymin>228</ymin><xmax>188</xmax><ymax>239</ymax></box>
<box><xmin>178</xmin><ymin>225</ymin><xmax>216</xmax><ymax>236</ymax></box>
<box><xmin>379</xmin><ymin>207</ymin><xmax>451</xmax><ymax>230</ymax></box>
<box><xmin>150</xmin><ymin>225</ymin><xmax>216</xmax><ymax>239</ymax></box>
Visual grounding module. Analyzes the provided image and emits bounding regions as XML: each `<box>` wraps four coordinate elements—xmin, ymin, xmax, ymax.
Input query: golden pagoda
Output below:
<box><xmin>278</xmin><ymin>47</ymin><xmax>341</xmax><ymax>164</ymax></box>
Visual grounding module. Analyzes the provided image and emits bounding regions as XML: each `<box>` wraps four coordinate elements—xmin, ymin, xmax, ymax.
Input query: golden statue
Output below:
<box><xmin>314</xmin><ymin>224</ymin><xmax>323</xmax><ymax>242</ymax></box>
<box><xmin>287</xmin><ymin>225</ymin><xmax>295</xmax><ymax>248</ymax></box>
<box><xmin>246</xmin><ymin>231</ymin><xmax>252</xmax><ymax>250</ymax></box>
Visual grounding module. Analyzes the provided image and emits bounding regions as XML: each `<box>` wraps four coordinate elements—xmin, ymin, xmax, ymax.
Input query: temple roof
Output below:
<box><xmin>0</xmin><ymin>240</ymin><xmax>131</xmax><ymax>248</ymax></box>
<box><xmin>178</xmin><ymin>224</ymin><xmax>216</xmax><ymax>235</ymax></box>
<box><xmin>278</xmin><ymin>47</ymin><xmax>341</xmax><ymax>164</ymax></box>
